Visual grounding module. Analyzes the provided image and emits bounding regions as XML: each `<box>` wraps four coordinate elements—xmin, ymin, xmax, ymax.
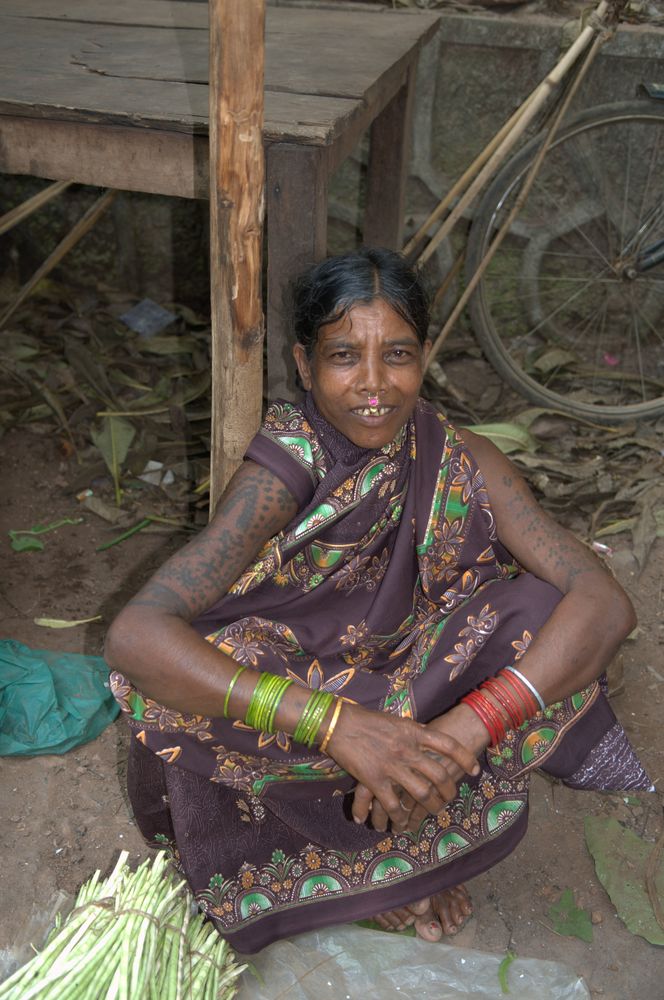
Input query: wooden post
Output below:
<box><xmin>209</xmin><ymin>0</ymin><xmax>265</xmax><ymax>512</ymax></box>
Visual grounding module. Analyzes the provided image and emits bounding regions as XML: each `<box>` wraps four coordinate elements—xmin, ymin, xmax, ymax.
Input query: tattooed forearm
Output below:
<box><xmin>500</xmin><ymin>472</ymin><xmax>603</xmax><ymax>592</ymax></box>
<box><xmin>129</xmin><ymin>462</ymin><xmax>297</xmax><ymax>621</ymax></box>
<box><xmin>129</xmin><ymin>581</ymin><xmax>192</xmax><ymax>617</ymax></box>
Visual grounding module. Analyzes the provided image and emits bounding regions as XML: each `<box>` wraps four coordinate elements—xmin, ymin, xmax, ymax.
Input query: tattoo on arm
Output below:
<box><xmin>128</xmin><ymin>464</ymin><xmax>298</xmax><ymax>620</ymax></box>
<box><xmin>499</xmin><ymin>473</ymin><xmax>602</xmax><ymax>592</ymax></box>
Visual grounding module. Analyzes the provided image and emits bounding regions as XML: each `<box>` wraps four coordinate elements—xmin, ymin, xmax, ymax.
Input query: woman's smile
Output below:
<box><xmin>293</xmin><ymin>298</ymin><xmax>431</xmax><ymax>449</ymax></box>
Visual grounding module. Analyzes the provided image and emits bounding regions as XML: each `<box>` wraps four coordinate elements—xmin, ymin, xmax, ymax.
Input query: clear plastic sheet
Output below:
<box><xmin>0</xmin><ymin>890</ymin><xmax>72</xmax><ymax>982</ymax></box>
<box><xmin>236</xmin><ymin>925</ymin><xmax>590</xmax><ymax>1000</ymax></box>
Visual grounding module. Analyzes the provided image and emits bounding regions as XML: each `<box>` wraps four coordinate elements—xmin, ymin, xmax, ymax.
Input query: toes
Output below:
<box><xmin>375</xmin><ymin>906</ymin><xmax>413</xmax><ymax>931</ymax></box>
<box><xmin>407</xmin><ymin>898</ymin><xmax>431</xmax><ymax>917</ymax></box>
<box><xmin>432</xmin><ymin>885</ymin><xmax>473</xmax><ymax>935</ymax></box>
<box><xmin>414</xmin><ymin>917</ymin><xmax>443</xmax><ymax>942</ymax></box>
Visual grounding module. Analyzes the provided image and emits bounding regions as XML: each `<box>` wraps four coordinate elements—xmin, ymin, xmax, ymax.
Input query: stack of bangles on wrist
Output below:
<box><xmin>223</xmin><ymin>666</ymin><xmax>344</xmax><ymax>753</ymax></box>
<box><xmin>461</xmin><ymin>666</ymin><xmax>546</xmax><ymax>746</ymax></box>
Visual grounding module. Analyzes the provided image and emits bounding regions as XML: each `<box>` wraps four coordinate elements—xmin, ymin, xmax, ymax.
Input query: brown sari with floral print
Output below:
<box><xmin>111</xmin><ymin>396</ymin><xmax>650</xmax><ymax>953</ymax></box>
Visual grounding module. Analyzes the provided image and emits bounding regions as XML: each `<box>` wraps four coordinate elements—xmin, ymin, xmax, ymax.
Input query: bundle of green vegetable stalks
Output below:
<box><xmin>0</xmin><ymin>851</ymin><xmax>245</xmax><ymax>999</ymax></box>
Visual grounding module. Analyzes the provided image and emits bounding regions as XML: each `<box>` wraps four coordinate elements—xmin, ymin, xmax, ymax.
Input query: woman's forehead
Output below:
<box><xmin>318</xmin><ymin>299</ymin><xmax>418</xmax><ymax>343</ymax></box>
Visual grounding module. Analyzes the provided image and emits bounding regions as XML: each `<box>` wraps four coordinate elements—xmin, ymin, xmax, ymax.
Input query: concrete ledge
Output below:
<box><xmin>437</xmin><ymin>10</ymin><xmax>664</xmax><ymax>59</ymax></box>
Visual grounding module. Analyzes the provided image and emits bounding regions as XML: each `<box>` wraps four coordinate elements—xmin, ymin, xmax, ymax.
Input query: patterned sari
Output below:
<box><xmin>111</xmin><ymin>396</ymin><xmax>650</xmax><ymax>953</ymax></box>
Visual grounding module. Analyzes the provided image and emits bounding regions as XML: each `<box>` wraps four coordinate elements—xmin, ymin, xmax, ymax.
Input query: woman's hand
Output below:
<box><xmin>325</xmin><ymin>702</ymin><xmax>481</xmax><ymax>833</ymax></box>
<box><xmin>348</xmin><ymin>703</ymin><xmax>491</xmax><ymax>834</ymax></box>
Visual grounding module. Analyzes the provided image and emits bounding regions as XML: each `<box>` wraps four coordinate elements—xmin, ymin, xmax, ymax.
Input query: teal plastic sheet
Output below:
<box><xmin>0</xmin><ymin>640</ymin><xmax>120</xmax><ymax>756</ymax></box>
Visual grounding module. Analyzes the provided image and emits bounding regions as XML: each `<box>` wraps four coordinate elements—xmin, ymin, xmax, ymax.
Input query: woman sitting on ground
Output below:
<box><xmin>105</xmin><ymin>247</ymin><xmax>651</xmax><ymax>954</ymax></box>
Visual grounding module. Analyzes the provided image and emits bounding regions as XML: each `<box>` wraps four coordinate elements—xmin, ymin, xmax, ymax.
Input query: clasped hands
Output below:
<box><xmin>326</xmin><ymin>704</ymin><xmax>484</xmax><ymax>835</ymax></box>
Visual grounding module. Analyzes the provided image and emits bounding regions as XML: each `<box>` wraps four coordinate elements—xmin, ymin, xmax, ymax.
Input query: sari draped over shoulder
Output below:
<box><xmin>111</xmin><ymin>396</ymin><xmax>650</xmax><ymax>953</ymax></box>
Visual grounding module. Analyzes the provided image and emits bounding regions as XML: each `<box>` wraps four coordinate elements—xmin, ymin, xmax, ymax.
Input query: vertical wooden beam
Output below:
<box><xmin>209</xmin><ymin>0</ymin><xmax>265</xmax><ymax>512</ymax></box>
<box><xmin>266</xmin><ymin>143</ymin><xmax>329</xmax><ymax>401</ymax></box>
<box><xmin>363</xmin><ymin>67</ymin><xmax>416</xmax><ymax>250</ymax></box>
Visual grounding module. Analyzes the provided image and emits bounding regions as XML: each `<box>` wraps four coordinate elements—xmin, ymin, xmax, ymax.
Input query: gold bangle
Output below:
<box><xmin>319</xmin><ymin>698</ymin><xmax>344</xmax><ymax>755</ymax></box>
<box><xmin>223</xmin><ymin>666</ymin><xmax>246</xmax><ymax>719</ymax></box>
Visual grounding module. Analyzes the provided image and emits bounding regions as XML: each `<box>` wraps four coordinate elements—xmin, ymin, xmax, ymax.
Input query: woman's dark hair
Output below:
<box><xmin>292</xmin><ymin>247</ymin><xmax>430</xmax><ymax>354</ymax></box>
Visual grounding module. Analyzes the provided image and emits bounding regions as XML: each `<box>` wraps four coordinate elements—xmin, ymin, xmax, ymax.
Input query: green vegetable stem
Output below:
<box><xmin>0</xmin><ymin>851</ymin><xmax>245</xmax><ymax>1000</ymax></box>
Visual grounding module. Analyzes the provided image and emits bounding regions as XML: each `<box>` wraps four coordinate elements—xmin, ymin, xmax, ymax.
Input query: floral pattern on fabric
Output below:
<box><xmin>194</xmin><ymin>773</ymin><xmax>528</xmax><ymax>933</ymax></box>
<box><xmin>111</xmin><ymin>399</ymin><xmax>604</xmax><ymax>796</ymax></box>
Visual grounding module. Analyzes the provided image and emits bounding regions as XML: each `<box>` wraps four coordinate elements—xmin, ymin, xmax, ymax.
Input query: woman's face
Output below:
<box><xmin>293</xmin><ymin>298</ymin><xmax>430</xmax><ymax>450</ymax></box>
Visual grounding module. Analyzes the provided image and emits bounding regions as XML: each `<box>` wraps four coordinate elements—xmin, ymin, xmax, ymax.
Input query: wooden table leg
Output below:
<box><xmin>266</xmin><ymin>142</ymin><xmax>329</xmax><ymax>401</ymax></box>
<box><xmin>363</xmin><ymin>65</ymin><xmax>416</xmax><ymax>251</ymax></box>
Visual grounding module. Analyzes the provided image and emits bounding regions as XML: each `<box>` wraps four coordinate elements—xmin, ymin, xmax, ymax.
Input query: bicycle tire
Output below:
<box><xmin>466</xmin><ymin>100</ymin><xmax>664</xmax><ymax>422</ymax></box>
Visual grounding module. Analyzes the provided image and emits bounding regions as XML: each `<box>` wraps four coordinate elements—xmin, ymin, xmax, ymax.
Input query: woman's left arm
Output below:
<box><xmin>357</xmin><ymin>428</ymin><xmax>636</xmax><ymax>832</ymax></box>
<box><xmin>459</xmin><ymin>426</ymin><xmax>636</xmax><ymax>703</ymax></box>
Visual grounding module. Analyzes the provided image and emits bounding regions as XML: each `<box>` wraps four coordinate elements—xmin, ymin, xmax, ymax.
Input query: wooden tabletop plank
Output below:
<box><xmin>0</xmin><ymin>89</ymin><xmax>361</xmax><ymax>146</ymax></box>
<box><xmin>0</xmin><ymin>3</ymin><xmax>439</xmax><ymax>143</ymax></box>
<box><xmin>0</xmin><ymin>0</ymin><xmax>209</xmax><ymax>29</ymax></box>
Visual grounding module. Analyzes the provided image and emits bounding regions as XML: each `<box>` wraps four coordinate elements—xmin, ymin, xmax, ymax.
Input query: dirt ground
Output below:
<box><xmin>0</xmin><ymin>406</ymin><xmax>662</xmax><ymax>997</ymax></box>
<box><xmin>1</xmin><ymin>0</ymin><xmax>663</xmax><ymax>979</ymax></box>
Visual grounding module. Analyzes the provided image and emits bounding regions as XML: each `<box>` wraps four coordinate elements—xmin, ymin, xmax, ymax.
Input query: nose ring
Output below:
<box><xmin>367</xmin><ymin>393</ymin><xmax>380</xmax><ymax>414</ymax></box>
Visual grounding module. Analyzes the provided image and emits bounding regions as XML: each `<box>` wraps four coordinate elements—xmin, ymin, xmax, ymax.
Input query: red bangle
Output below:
<box><xmin>480</xmin><ymin>677</ymin><xmax>523</xmax><ymax>729</ymax></box>
<box><xmin>499</xmin><ymin>668</ymin><xmax>538</xmax><ymax>716</ymax></box>
<box><xmin>461</xmin><ymin>689</ymin><xmax>506</xmax><ymax>746</ymax></box>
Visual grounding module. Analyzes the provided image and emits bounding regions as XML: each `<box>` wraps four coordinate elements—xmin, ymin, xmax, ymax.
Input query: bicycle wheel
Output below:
<box><xmin>466</xmin><ymin>100</ymin><xmax>664</xmax><ymax>422</ymax></box>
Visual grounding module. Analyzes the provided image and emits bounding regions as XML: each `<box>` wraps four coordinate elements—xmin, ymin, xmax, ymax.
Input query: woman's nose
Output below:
<box><xmin>357</xmin><ymin>353</ymin><xmax>386</xmax><ymax>392</ymax></box>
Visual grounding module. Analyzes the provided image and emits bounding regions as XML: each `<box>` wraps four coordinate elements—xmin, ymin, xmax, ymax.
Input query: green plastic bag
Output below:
<box><xmin>0</xmin><ymin>639</ymin><xmax>120</xmax><ymax>756</ymax></box>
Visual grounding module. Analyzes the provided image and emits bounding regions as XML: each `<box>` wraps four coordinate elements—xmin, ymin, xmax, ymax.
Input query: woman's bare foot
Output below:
<box><xmin>373</xmin><ymin>885</ymin><xmax>472</xmax><ymax>939</ymax></box>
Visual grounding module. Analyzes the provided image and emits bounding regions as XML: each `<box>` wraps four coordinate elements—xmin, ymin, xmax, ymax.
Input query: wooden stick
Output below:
<box><xmin>431</xmin><ymin>251</ymin><xmax>464</xmax><ymax>314</ymax></box>
<box><xmin>415</xmin><ymin>0</ymin><xmax>616</xmax><ymax>269</ymax></box>
<box><xmin>0</xmin><ymin>179</ymin><xmax>72</xmax><ymax>237</ymax></box>
<box><xmin>403</xmin><ymin>89</ymin><xmax>538</xmax><ymax>261</ymax></box>
<box><xmin>425</xmin><ymin>30</ymin><xmax>605</xmax><ymax>369</ymax></box>
<box><xmin>0</xmin><ymin>189</ymin><xmax>116</xmax><ymax>330</ymax></box>
<box><xmin>208</xmin><ymin>0</ymin><xmax>266</xmax><ymax>513</ymax></box>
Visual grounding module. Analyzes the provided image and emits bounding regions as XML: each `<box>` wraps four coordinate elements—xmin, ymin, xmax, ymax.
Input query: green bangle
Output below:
<box><xmin>245</xmin><ymin>672</ymin><xmax>275</xmax><ymax>731</ymax></box>
<box><xmin>266</xmin><ymin>678</ymin><xmax>292</xmax><ymax>733</ymax></box>
<box><xmin>245</xmin><ymin>672</ymin><xmax>293</xmax><ymax>733</ymax></box>
<box><xmin>293</xmin><ymin>691</ymin><xmax>335</xmax><ymax>748</ymax></box>
<box><xmin>223</xmin><ymin>666</ymin><xmax>247</xmax><ymax>718</ymax></box>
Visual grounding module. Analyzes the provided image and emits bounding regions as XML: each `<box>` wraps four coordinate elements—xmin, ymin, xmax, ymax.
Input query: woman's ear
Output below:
<box><xmin>293</xmin><ymin>342</ymin><xmax>313</xmax><ymax>391</ymax></box>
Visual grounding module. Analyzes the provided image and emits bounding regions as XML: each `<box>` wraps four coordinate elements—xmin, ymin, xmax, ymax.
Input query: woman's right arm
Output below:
<box><xmin>105</xmin><ymin>459</ymin><xmax>478</xmax><ymax>831</ymax></box>
<box><xmin>104</xmin><ymin>459</ymin><xmax>300</xmax><ymax>714</ymax></box>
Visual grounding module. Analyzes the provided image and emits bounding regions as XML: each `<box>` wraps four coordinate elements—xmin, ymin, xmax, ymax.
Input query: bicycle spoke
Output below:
<box><xmin>633</xmin><ymin>122</ymin><xmax>664</xmax><ymax>252</ymax></box>
<box><xmin>534</xmin><ymin>183</ymin><xmax>613</xmax><ymax>269</ymax></box>
<box><xmin>629</xmin><ymin>287</ymin><xmax>647</xmax><ymax>402</ymax></box>
<box><xmin>507</xmin><ymin>270</ymin><xmax>611</xmax><ymax>350</ymax></box>
<box><xmin>468</xmin><ymin>103</ymin><xmax>664</xmax><ymax>416</ymax></box>
<box><xmin>618</xmin><ymin>125</ymin><xmax>633</xmax><ymax>249</ymax></box>
<box><xmin>633</xmin><ymin>300</ymin><xmax>664</xmax><ymax>347</ymax></box>
<box><xmin>490</xmin><ymin>247</ymin><xmax>602</xmax><ymax>261</ymax></box>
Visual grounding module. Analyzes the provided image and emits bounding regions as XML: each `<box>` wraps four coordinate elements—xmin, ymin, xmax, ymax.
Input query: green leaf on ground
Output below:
<box><xmin>532</xmin><ymin>347</ymin><xmax>577</xmax><ymax>373</ymax></box>
<box><xmin>91</xmin><ymin>415</ymin><xmax>136</xmax><ymax>505</ymax></box>
<box><xmin>354</xmin><ymin>918</ymin><xmax>415</xmax><ymax>936</ymax></box>
<box><xmin>468</xmin><ymin>422</ymin><xmax>536</xmax><ymax>454</ymax></box>
<box><xmin>547</xmin><ymin>889</ymin><xmax>593</xmax><ymax>942</ymax></box>
<box><xmin>34</xmin><ymin>615</ymin><xmax>102</xmax><ymax>628</ymax></box>
<box><xmin>9</xmin><ymin>517</ymin><xmax>83</xmax><ymax>552</ymax></box>
<box><xmin>498</xmin><ymin>949</ymin><xmax>517</xmax><ymax>993</ymax></box>
<box><xmin>10</xmin><ymin>534</ymin><xmax>45</xmax><ymax>552</ymax></box>
<box><xmin>585</xmin><ymin>816</ymin><xmax>664</xmax><ymax>946</ymax></box>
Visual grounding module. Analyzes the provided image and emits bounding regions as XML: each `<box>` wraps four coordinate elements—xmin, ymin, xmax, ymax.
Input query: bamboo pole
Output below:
<box><xmin>208</xmin><ymin>0</ymin><xmax>266</xmax><ymax>513</ymax></box>
<box><xmin>0</xmin><ymin>180</ymin><xmax>72</xmax><ymax>237</ymax></box>
<box><xmin>413</xmin><ymin>0</ymin><xmax>615</xmax><ymax>269</ymax></box>
<box><xmin>0</xmin><ymin>189</ymin><xmax>116</xmax><ymax>331</ymax></box>
<box><xmin>425</xmin><ymin>31</ymin><xmax>605</xmax><ymax>369</ymax></box>
<box><xmin>402</xmin><ymin>90</ymin><xmax>538</xmax><ymax>261</ymax></box>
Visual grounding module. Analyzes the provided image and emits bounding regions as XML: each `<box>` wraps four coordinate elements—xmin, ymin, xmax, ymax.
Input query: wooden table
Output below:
<box><xmin>0</xmin><ymin>0</ymin><xmax>439</xmax><ymax>400</ymax></box>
